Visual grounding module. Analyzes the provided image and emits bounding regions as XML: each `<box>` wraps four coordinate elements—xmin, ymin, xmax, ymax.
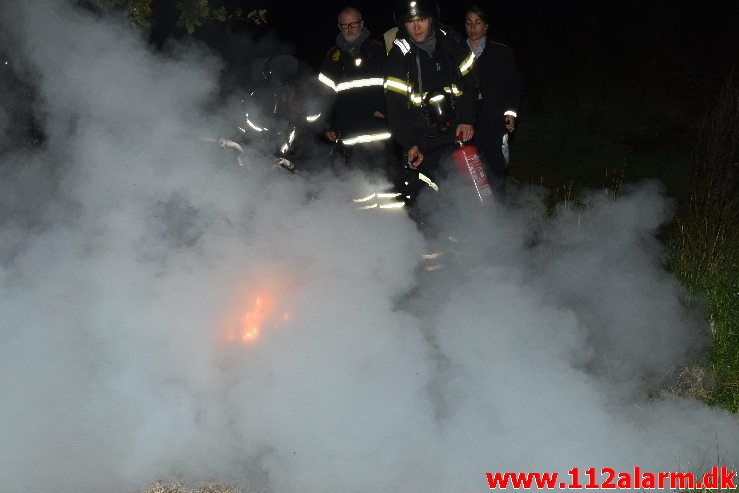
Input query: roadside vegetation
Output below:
<box><xmin>511</xmin><ymin>70</ymin><xmax>738</xmax><ymax>412</ymax></box>
<box><xmin>142</xmin><ymin>481</ymin><xmax>244</xmax><ymax>493</ymax></box>
<box><xmin>666</xmin><ymin>73</ymin><xmax>739</xmax><ymax>412</ymax></box>
<box><xmin>84</xmin><ymin>0</ymin><xmax>267</xmax><ymax>33</ymax></box>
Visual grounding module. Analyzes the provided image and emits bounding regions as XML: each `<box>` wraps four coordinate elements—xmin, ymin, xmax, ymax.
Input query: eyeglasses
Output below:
<box><xmin>338</xmin><ymin>20</ymin><xmax>363</xmax><ymax>30</ymax></box>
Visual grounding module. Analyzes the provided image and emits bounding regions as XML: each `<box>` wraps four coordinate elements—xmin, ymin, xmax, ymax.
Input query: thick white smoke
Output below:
<box><xmin>0</xmin><ymin>2</ymin><xmax>736</xmax><ymax>493</ymax></box>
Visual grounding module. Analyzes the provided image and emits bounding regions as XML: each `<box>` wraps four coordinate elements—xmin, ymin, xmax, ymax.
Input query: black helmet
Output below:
<box><xmin>393</xmin><ymin>0</ymin><xmax>437</xmax><ymax>25</ymax></box>
<box><xmin>251</xmin><ymin>55</ymin><xmax>298</xmax><ymax>83</ymax></box>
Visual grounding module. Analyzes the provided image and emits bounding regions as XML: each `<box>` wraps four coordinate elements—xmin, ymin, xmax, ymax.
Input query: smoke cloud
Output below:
<box><xmin>0</xmin><ymin>2</ymin><xmax>736</xmax><ymax>492</ymax></box>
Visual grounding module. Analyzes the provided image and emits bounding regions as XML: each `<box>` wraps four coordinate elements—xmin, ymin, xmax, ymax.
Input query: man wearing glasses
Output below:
<box><xmin>318</xmin><ymin>7</ymin><xmax>393</xmax><ymax>177</ymax></box>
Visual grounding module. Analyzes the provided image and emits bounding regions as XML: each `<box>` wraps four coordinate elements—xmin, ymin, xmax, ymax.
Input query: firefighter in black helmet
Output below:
<box><xmin>384</xmin><ymin>0</ymin><xmax>478</xmax><ymax>204</ymax></box>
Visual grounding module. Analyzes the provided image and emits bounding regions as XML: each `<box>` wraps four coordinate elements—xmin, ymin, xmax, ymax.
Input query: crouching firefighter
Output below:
<box><xmin>383</xmin><ymin>0</ymin><xmax>478</xmax><ymax>206</ymax></box>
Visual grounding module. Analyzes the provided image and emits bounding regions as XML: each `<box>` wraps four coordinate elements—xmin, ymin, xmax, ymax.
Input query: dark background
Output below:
<box><xmin>154</xmin><ymin>1</ymin><xmax>739</xmax><ymax>196</ymax></box>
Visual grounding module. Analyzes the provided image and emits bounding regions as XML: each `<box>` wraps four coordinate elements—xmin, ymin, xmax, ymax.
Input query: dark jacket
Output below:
<box><xmin>473</xmin><ymin>41</ymin><xmax>522</xmax><ymax>132</ymax></box>
<box><xmin>383</xmin><ymin>30</ymin><xmax>479</xmax><ymax>152</ymax></box>
<box><xmin>318</xmin><ymin>37</ymin><xmax>388</xmax><ymax>143</ymax></box>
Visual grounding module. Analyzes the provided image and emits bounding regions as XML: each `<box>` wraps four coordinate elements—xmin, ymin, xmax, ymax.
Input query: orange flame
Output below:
<box><xmin>224</xmin><ymin>290</ymin><xmax>291</xmax><ymax>345</ymax></box>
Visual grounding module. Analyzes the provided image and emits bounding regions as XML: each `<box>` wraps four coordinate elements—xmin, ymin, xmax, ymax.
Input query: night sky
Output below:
<box><xmin>169</xmin><ymin>1</ymin><xmax>737</xmax><ymax>80</ymax></box>
<box><xmin>152</xmin><ymin>1</ymin><xmax>735</xmax><ymax>76</ymax></box>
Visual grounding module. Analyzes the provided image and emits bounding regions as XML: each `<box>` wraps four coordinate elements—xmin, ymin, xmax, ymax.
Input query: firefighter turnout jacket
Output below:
<box><xmin>318</xmin><ymin>37</ymin><xmax>390</xmax><ymax>146</ymax></box>
<box><xmin>383</xmin><ymin>30</ymin><xmax>478</xmax><ymax>152</ymax></box>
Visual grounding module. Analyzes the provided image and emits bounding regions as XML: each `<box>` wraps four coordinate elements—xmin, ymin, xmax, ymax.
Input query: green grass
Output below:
<box><xmin>669</xmin><ymin>239</ymin><xmax>739</xmax><ymax>412</ymax></box>
<box><xmin>511</xmin><ymin>108</ymin><xmax>696</xmax><ymax>205</ymax></box>
<box><xmin>668</xmin><ymin>72</ymin><xmax>739</xmax><ymax>412</ymax></box>
<box><xmin>509</xmin><ymin>73</ymin><xmax>739</xmax><ymax>413</ymax></box>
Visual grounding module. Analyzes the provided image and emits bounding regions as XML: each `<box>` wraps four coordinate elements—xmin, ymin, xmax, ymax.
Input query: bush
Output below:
<box><xmin>668</xmin><ymin>70</ymin><xmax>739</xmax><ymax>412</ymax></box>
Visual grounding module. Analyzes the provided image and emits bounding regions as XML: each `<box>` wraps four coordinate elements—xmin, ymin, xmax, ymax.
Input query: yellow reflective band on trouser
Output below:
<box><xmin>355</xmin><ymin>190</ymin><xmax>405</xmax><ymax>211</ymax></box>
<box><xmin>245</xmin><ymin>115</ymin><xmax>267</xmax><ymax>132</ymax></box>
<box><xmin>354</xmin><ymin>192</ymin><xmax>401</xmax><ymax>203</ymax></box>
<box><xmin>353</xmin><ymin>192</ymin><xmax>376</xmax><ymax>203</ymax></box>
<box><xmin>357</xmin><ymin>201</ymin><xmax>405</xmax><ymax>210</ymax></box>
<box><xmin>422</xmin><ymin>252</ymin><xmax>444</xmax><ymax>260</ymax></box>
<box><xmin>459</xmin><ymin>52</ymin><xmax>475</xmax><ymax>76</ymax></box>
<box><xmin>341</xmin><ymin>132</ymin><xmax>392</xmax><ymax>146</ymax></box>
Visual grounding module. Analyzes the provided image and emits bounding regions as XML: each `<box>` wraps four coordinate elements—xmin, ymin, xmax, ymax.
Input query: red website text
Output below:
<box><xmin>485</xmin><ymin>466</ymin><xmax>737</xmax><ymax>490</ymax></box>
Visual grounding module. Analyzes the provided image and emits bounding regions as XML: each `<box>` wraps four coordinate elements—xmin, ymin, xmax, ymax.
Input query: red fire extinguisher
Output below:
<box><xmin>452</xmin><ymin>137</ymin><xmax>492</xmax><ymax>205</ymax></box>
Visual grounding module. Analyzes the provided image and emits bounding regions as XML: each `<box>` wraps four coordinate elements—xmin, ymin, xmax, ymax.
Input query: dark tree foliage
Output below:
<box><xmin>86</xmin><ymin>0</ymin><xmax>267</xmax><ymax>33</ymax></box>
